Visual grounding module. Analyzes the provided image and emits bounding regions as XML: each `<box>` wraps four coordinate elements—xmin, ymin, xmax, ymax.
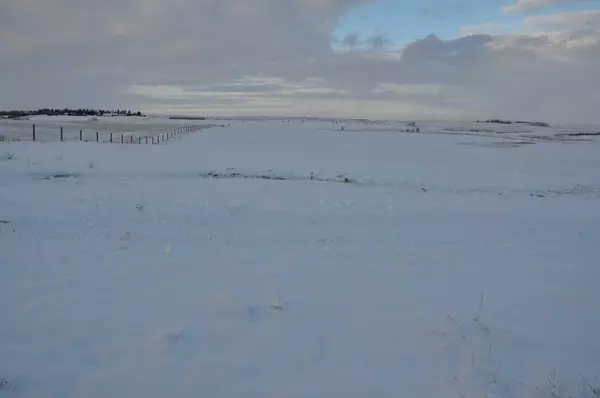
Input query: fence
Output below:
<box><xmin>0</xmin><ymin>124</ymin><xmax>202</xmax><ymax>144</ymax></box>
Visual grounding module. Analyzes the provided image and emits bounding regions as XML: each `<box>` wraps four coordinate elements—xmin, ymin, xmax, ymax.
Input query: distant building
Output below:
<box><xmin>529</xmin><ymin>122</ymin><xmax>550</xmax><ymax>128</ymax></box>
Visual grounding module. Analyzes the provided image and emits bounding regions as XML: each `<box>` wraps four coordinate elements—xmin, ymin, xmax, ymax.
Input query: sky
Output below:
<box><xmin>1</xmin><ymin>0</ymin><xmax>599</xmax><ymax>123</ymax></box>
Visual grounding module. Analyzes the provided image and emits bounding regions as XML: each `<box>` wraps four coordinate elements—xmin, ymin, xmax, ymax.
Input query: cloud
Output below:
<box><xmin>0</xmin><ymin>1</ymin><xmax>599</xmax><ymax>123</ymax></box>
<box><xmin>367</xmin><ymin>35</ymin><xmax>392</xmax><ymax>50</ymax></box>
<box><xmin>342</xmin><ymin>34</ymin><xmax>360</xmax><ymax>48</ymax></box>
<box><xmin>523</xmin><ymin>9</ymin><xmax>600</xmax><ymax>31</ymax></box>
<box><xmin>459</xmin><ymin>23</ymin><xmax>512</xmax><ymax>37</ymax></box>
<box><xmin>502</xmin><ymin>0</ymin><xmax>578</xmax><ymax>14</ymax></box>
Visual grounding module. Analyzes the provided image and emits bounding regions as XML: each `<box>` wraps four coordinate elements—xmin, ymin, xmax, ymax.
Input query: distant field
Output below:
<box><xmin>0</xmin><ymin>116</ymin><xmax>204</xmax><ymax>143</ymax></box>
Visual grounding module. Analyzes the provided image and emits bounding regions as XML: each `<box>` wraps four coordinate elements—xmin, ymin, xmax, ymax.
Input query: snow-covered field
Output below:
<box><xmin>1</xmin><ymin>119</ymin><xmax>599</xmax><ymax>397</ymax></box>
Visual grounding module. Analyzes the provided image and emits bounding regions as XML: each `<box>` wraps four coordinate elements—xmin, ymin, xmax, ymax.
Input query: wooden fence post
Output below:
<box><xmin>146</xmin><ymin>137</ymin><xmax>148</xmax><ymax>144</ymax></box>
<box><xmin>33</xmin><ymin>124</ymin><xmax>36</xmax><ymax>141</ymax></box>
<box><xmin>121</xmin><ymin>134</ymin><xmax>124</xmax><ymax>144</ymax></box>
<box><xmin>80</xmin><ymin>130</ymin><xmax>82</xmax><ymax>141</ymax></box>
<box><xmin>96</xmin><ymin>131</ymin><xmax>99</xmax><ymax>142</ymax></box>
<box><xmin>60</xmin><ymin>126</ymin><xmax>63</xmax><ymax>142</ymax></box>
<box><xmin>138</xmin><ymin>137</ymin><xmax>141</xmax><ymax>144</ymax></box>
<box><xmin>110</xmin><ymin>133</ymin><xmax>113</xmax><ymax>143</ymax></box>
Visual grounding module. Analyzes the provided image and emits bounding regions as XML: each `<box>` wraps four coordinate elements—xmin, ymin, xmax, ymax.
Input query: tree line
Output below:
<box><xmin>0</xmin><ymin>108</ymin><xmax>145</xmax><ymax>118</ymax></box>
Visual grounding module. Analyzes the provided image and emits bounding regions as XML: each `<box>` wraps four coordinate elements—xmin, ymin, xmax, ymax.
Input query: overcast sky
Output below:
<box><xmin>1</xmin><ymin>0</ymin><xmax>599</xmax><ymax>122</ymax></box>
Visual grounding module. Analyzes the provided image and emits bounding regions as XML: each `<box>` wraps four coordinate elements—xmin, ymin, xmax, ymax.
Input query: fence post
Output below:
<box><xmin>110</xmin><ymin>133</ymin><xmax>113</xmax><ymax>143</ymax></box>
<box><xmin>60</xmin><ymin>126</ymin><xmax>63</xmax><ymax>142</ymax></box>
<box><xmin>146</xmin><ymin>136</ymin><xmax>148</xmax><ymax>144</ymax></box>
<box><xmin>33</xmin><ymin>124</ymin><xmax>36</xmax><ymax>141</ymax></box>
<box><xmin>80</xmin><ymin>130</ymin><xmax>82</xmax><ymax>141</ymax></box>
<box><xmin>96</xmin><ymin>131</ymin><xmax>99</xmax><ymax>142</ymax></box>
<box><xmin>121</xmin><ymin>134</ymin><xmax>124</xmax><ymax>144</ymax></box>
<box><xmin>138</xmin><ymin>137</ymin><xmax>141</xmax><ymax>144</ymax></box>
<box><xmin>130</xmin><ymin>135</ymin><xmax>133</xmax><ymax>143</ymax></box>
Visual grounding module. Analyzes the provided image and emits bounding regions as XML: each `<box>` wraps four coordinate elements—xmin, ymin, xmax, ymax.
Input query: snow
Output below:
<box><xmin>1</xmin><ymin>119</ymin><xmax>599</xmax><ymax>397</ymax></box>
